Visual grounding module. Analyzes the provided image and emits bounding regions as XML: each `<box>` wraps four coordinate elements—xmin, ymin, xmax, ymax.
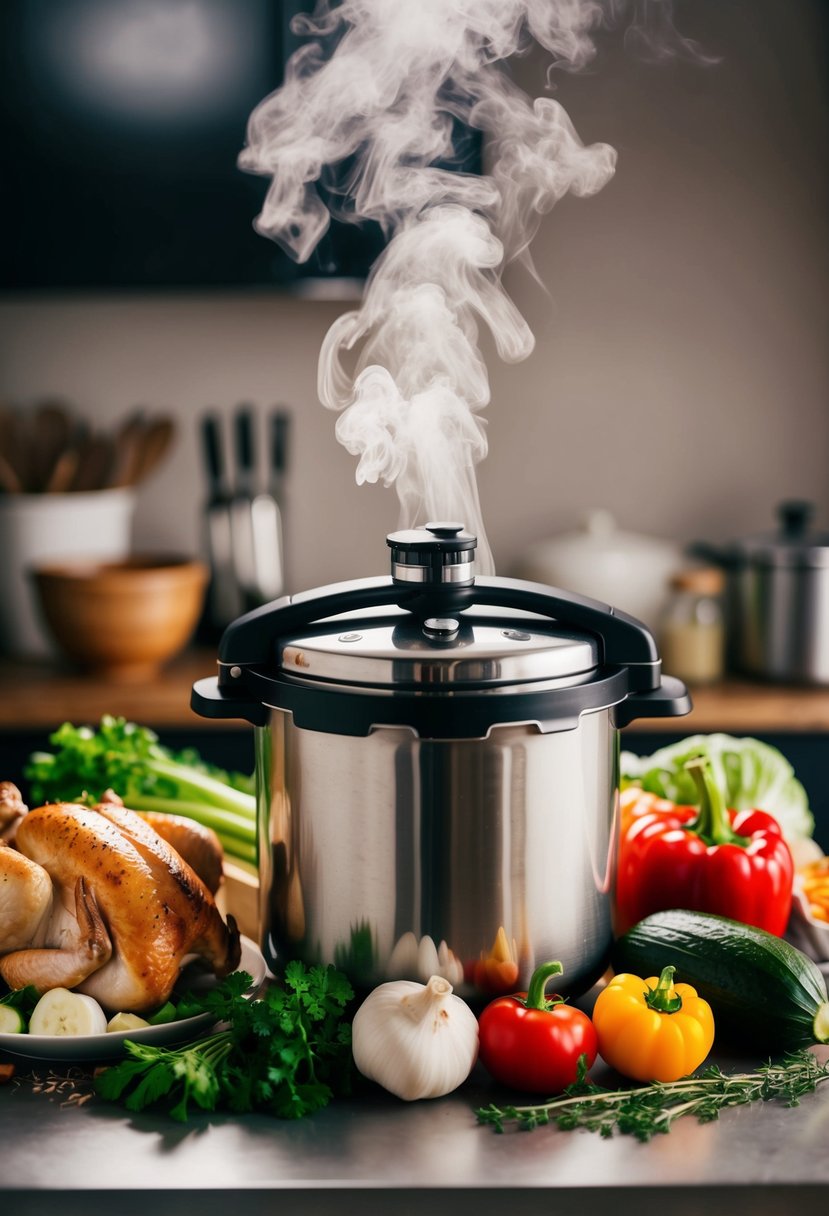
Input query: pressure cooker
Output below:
<box><xmin>193</xmin><ymin>523</ymin><xmax>691</xmax><ymax>999</ymax></box>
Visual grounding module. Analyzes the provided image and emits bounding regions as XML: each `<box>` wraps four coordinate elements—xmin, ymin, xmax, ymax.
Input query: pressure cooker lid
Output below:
<box><xmin>732</xmin><ymin>501</ymin><xmax>829</xmax><ymax>569</ymax></box>
<box><xmin>192</xmin><ymin>522</ymin><xmax>693</xmax><ymax>735</ymax></box>
<box><xmin>277</xmin><ymin>613</ymin><xmax>600</xmax><ymax>690</ymax></box>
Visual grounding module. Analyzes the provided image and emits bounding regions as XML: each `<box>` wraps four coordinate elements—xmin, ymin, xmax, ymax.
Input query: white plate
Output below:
<box><xmin>0</xmin><ymin>935</ymin><xmax>267</xmax><ymax>1063</ymax></box>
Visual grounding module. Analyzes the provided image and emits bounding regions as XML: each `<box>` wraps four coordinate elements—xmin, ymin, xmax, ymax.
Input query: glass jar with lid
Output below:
<box><xmin>659</xmin><ymin>566</ymin><xmax>726</xmax><ymax>685</ymax></box>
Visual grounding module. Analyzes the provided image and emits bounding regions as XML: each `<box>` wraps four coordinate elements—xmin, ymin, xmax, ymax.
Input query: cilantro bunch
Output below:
<box><xmin>95</xmin><ymin>963</ymin><xmax>355</xmax><ymax>1122</ymax></box>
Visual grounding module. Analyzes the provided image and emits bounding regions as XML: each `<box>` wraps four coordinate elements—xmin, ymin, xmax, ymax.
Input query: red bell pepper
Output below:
<box><xmin>616</xmin><ymin>756</ymin><xmax>793</xmax><ymax>936</ymax></box>
<box><xmin>477</xmin><ymin>961</ymin><xmax>598</xmax><ymax>1093</ymax></box>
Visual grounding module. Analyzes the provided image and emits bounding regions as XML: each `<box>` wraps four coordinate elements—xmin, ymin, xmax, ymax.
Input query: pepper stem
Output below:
<box><xmin>644</xmin><ymin>965</ymin><xmax>683</xmax><ymax>1015</ymax></box>
<box><xmin>685</xmin><ymin>756</ymin><xmax>750</xmax><ymax>848</ymax></box>
<box><xmin>524</xmin><ymin>961</ymin><xmax>564</xmax><ymax>1011</ymax></box>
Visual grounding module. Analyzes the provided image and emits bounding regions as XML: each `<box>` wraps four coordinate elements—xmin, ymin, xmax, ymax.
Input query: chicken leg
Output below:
<box><xmin>12</xmin><ymin>800</ymin><xmax>240</xmax><ymax>1012</ymax></box>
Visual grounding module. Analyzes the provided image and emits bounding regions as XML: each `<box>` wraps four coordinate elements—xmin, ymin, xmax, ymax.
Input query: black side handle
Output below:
<box><xmin>612</xmin><ymin>675</ymin><xmax>693</xmax><ymax>729</ymax></box>
<box><xmin>191</xmin><ymin>675</ymin><xmax>269</xmax><ymax>727</ymax></box>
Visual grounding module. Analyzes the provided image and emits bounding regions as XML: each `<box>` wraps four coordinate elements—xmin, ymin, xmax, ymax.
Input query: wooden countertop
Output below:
<box><xmin>1</xmin><ymin>649</ymin><xmax>828</xmax><ymax>734</ymax></box>
<box><xmin>0</xmin><ymin>649</ymin><xmax>232</xmax><ymax>733</ymax></box>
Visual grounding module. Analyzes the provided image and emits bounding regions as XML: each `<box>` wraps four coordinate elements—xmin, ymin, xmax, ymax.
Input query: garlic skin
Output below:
<box><xmin>352</xmin><ymin>975</ymin><xmax>479</xmax><ymax>1101</ymax></box>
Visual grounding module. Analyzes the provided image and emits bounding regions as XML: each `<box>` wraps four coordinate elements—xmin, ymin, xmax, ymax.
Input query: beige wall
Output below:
<box><xmin>1</xmin><ymin>0</ymin><xmax>827</xmax><ymax>593</ymax></box>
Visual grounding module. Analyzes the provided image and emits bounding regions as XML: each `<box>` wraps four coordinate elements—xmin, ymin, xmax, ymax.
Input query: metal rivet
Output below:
<box><xmin>338</xmin><ymin>632</ymin><xmax>363</xmax><ymax>643</ymax></box>
<box><xmin>501</xmin><ymin>630</ymin><xmax>531</xmax><ymax>642</ymax></box>
<box><xmin>230</xmin><ymin>666</ymin><xmax>242</xmax><ymax>678</ymax></box>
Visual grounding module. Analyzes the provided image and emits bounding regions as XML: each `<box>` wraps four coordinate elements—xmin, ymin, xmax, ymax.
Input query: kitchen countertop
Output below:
<box><xmin>1</xmin><ymin>1048</ymin><xmax>828</xmax><ymax>1216</ymax></box>
<box><xmin>2</xmin><ymin>649</ymin><xmax>829</xmax><ymax>733</ymax></box>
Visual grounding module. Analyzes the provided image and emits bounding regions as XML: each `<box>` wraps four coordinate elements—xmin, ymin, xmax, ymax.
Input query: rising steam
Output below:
<box><xmin>240</xmin><ymin>1</ymin><xmax>678</xmax><ymax>572</ymax></box>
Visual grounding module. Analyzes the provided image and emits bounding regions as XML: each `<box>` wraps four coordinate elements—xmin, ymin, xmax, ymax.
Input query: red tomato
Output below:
<box><xmin>477</xmin><ymin>962</ymin><xmax>597</xmax><ymax>1093</ymax></box>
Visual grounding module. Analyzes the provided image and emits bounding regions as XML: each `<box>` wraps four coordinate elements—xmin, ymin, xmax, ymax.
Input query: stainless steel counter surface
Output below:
<box><xmin>1</xmin><ymin>1051</ymin><xmax>828</xmax><ymax>1216</ymax></box>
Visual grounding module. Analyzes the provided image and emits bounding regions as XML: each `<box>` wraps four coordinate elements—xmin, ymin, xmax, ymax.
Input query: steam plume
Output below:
<box><xmin>240</xmin><ymin>1</ymin><xmax>679</xmax><ymax>572</ymax></box>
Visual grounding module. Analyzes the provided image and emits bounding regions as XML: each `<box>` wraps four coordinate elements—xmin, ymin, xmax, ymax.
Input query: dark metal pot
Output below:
<box><xmin>193</xmin><ymin>523</ymin><xmax>691</xmax><ymax>999</ymax></box>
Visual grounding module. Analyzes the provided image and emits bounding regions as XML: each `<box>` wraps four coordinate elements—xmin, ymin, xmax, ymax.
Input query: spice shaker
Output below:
<box><xmin>659</xmin><ymin>567</ymin><xmax>725</xmax><ymax>685</ymax></box>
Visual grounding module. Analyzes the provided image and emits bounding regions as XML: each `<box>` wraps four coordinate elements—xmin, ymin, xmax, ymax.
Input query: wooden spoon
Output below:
<box><xmin>133</xmin><ymin>417</ymin><xmax>176</xmax><ymax>484</ymax></box>
<box><xmin>107</xmin><ymin>411</ymin><xmax>149</xmax><ymax>488</ymax></box>
<box><xmin>0</xmin><ymin>450</ymin><xmax>23</xmax><ymax>493</ymax></box>
<box><xmin>44</xmin><ymin>447</ymin><xmax>81</xmax><ymax>493</ymax></box>
<box><xmin>0</xmin><ymin>408</ymin><xmax>32</xmax><ymax>491</ymax></box>
<box><xmin>69</xmin><ymin>433</ymin><xmax>116</xmax><ymax>492</ymax></box>
<box><xmin>30</xmin><ymin>401</ymin><xmax>73</xmax><ymax>492</ymax></box>
<box><xmin>0</xmin><ymin>405</ymin><xmax>16</xmax><ymax>465</ymax></box>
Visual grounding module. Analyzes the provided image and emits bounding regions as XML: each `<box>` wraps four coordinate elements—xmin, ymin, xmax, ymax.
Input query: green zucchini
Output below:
<box><xmin>0</xmin><ymin>1005</ymin><xmax>25</xmax><ymax>1034</ymax></box>
<box><xmin>611</xmin><ymin>908</ymin><xmax>829</xmax><ymax>1052</ymax></box>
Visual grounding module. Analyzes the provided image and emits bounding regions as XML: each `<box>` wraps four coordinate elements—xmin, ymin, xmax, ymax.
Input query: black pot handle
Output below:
<box><xmin>473</xmin><ymin>576</ymin><xmax>659</xmax><ymax>686</ymax></box>
<box><xmin>212</xmin><ymin>573</ymin><xmax>659</xmax><ymax>685</ymax></box>
<box><xmin>192</xmin><ymin>575</ymin><xmax>694</xmax><ymax>729</ymax></box>
<box><xmin>612</xmin><ymin>675</ymin><xmax>692</xmax><ymax>729</ymax></box>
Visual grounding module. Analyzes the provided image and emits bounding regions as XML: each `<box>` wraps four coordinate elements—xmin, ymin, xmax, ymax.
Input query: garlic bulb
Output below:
<box><xmin>352</xmin><ymin>975</ymin><xmax>479</xmax><ymax>1101</ymax></box>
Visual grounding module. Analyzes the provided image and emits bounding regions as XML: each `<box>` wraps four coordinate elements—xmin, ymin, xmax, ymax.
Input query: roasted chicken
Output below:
<box><xmin>0</xmin><ymin>786</ymin><xmax>240</xmax><ymax>1012</ymax></box>
<box><xmin>0</xmin><ymin>780</ymin><xmax>27</xmax><ymax>842</ymax></box>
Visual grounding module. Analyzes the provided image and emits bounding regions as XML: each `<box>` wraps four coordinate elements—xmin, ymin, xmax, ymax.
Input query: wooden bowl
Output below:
<box><xmin>31</xmin><ymin>556</ymin><xmax>209</xmax><ymax>681</ymax></box>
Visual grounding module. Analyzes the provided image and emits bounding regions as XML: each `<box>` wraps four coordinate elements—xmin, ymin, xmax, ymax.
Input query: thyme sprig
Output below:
<box><xmin>476</xmin><ymin>1050</ymin><xmax>829</xmax><ymax>1140</ymax></box>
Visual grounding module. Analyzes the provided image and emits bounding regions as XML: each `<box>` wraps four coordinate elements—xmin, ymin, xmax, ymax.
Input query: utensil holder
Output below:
<box><xmin>0</xmin><ymin>488</ymin><xmax>137</xmax><ymax>658</ymax></box>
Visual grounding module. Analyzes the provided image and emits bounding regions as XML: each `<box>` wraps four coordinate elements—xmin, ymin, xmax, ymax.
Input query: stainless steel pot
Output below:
<box><xmin>697</xmin><ymin>501</ymin><xmax>829</xmax><ymax>685</ymax></box>
<box><xmin>193</xmin><ymin>523</ymin><xmax>690</xmax><ymax>999</ymax></box>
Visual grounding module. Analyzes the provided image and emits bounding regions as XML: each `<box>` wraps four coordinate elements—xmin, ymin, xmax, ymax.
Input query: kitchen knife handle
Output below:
<box><xmin>201</xmin><ymin>414</ymin><xmax>223</xmax><ymax>491</ymax></box>
<box><xmin>235</xmin><ymin>405</ymin><xmax>255</xmax><ymax>477</ymax></box>
<box><xmin>270</xmin><ymin>409</ymin><xmax>290</xmax><ymax>476</ymax></box>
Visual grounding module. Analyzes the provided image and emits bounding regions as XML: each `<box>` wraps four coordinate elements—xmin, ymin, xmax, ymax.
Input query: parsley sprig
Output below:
<box><xmin>95</xmin><ymin>962</ymin><xmax>354</xmax><ymax>1122</ymax></box>
<box><xmin>476</xmin><ymin>1051</ymin><xmax>829</xmax><ymax>1140</ymax></box>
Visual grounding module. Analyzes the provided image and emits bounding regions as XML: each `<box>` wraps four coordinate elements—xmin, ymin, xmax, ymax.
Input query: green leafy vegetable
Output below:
<box><xmin>95</xmin><ymin>963</ymin><xmax>355</xmax><ymax>1122</ymax></box>
<box><xmin>24</xmin><ymin>716</ymin><xmax>256</xmax><ymax>865</ymax></box>
<box><xmin>621</xmin><ymin>733</ymin><xmax>813</xmax><ymax>842</ymax></box>
<box><xmin>476</xmin><ymin>1050</ymin><xmax>829</xmax><ymax>1139</ymax></box>
<box><xmin>147</xmin><ymin>1001</ymin><xmax>178</xmax><ymax>1026</ymax></box>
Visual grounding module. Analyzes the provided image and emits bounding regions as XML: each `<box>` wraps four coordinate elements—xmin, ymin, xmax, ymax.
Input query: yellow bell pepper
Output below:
<box><xmin>592</xmin><ymin>965</ymin><xmax>715</xmax><ymax>1083</ymax></box>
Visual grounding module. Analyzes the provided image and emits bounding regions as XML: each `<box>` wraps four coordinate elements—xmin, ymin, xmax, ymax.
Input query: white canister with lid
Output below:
<box><xmin>0</xmin><ymin>488</ymin><xmax>137</xmax><ymax>657</ymax></box>
<box><xmin>513</xmin><ymin>510</ymin><xmax>683</xmax><ymax>631</ymax></box>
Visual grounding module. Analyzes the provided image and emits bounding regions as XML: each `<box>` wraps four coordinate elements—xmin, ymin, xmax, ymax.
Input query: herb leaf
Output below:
<box><xmin>23</xmin><ymin>717</ymin><xmax>256</xmax><ymax>866</ymax></box>
<box><xmin>476</xmin><ymin>1050</ymin><xmax>829</xmax><ymax>1139</ymax></box>
<box><xmin>95</xmin><ymin>963</ymin><xmax>354</xmax><ymax>1123</ymax></box>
